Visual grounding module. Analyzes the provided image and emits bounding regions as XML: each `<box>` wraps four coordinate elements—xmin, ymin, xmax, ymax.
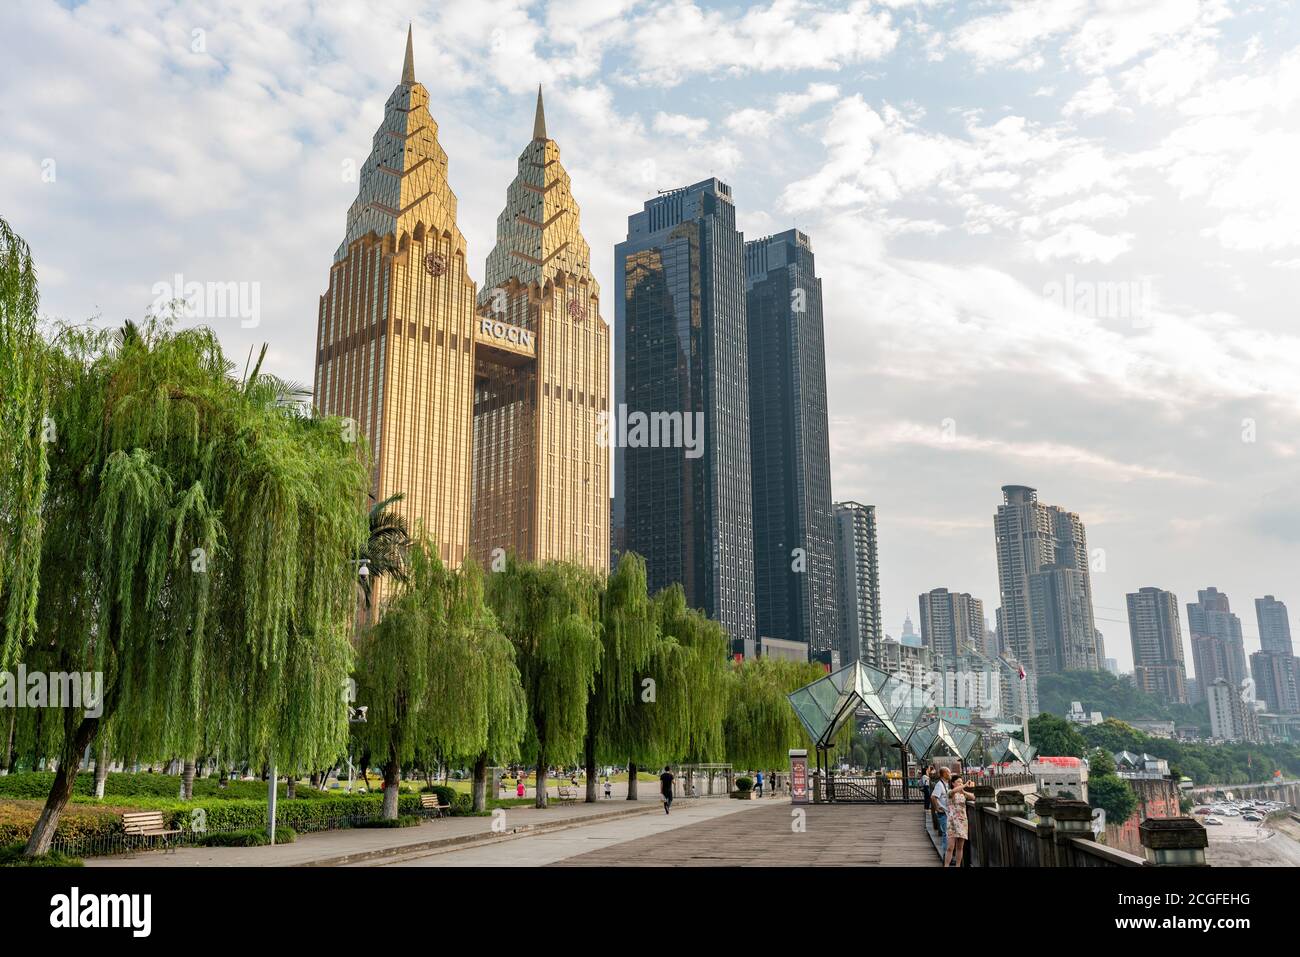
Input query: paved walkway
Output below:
<box><xmin>378</xmin><ymin>797</ymin><xmax>759</xmax><ymax>867</ymax></box>
<box><xmin>85</xmin><ymin>795</ymin><xmax>665</xmax><ymax>868</ymax></box>
<box><xmin>551</xmin><ymin>802</ymin><xmax>939</xmax><ymax>867</ymax></box>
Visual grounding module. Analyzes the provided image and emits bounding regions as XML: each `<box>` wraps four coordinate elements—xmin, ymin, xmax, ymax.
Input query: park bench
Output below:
<box><xmin>419</xmin><ymin>793</ymin><xmax>451</xmax><ymax>818</ymax></box>
<box><xmin>556</xmin><ymin>785</ymin><xmax>579</xmax><ymax>805</ymax></box>
<box><xmin>121</xmin><ymin>811</ymin><xmax>181</xmax><ymax>851</ymax></box>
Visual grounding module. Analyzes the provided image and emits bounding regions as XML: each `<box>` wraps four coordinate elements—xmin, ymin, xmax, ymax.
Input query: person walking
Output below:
<box><xmin>516</xmin><ymin>774</ymin><xmax>525</xmax><ymax>799</ymax></box>
<box><xmin>660</xmin><ymin>765</ymin><xmax>675</xmax><ymax>815</ymax></box>
<box><xmin>931</xmin><ymin>767</ymin><xmax>950</xmax><ymax>861</ymax></box>
<box><xmin>755</xmin><ymin>770</ymin><xmax>764</xmax><ymax>798</ymax></box>
<box><xmin>943</xmin><ymin>774</ymin><xmax>971</xmax><ymax>867</ymax></box>
<box><xmin>922</xmin><ymin>765</ymin><xmax>934</xmax><ymax>824</ymax></box>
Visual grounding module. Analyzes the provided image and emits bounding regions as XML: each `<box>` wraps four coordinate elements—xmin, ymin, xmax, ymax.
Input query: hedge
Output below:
<box><xmin>0</xmin><ymin>772</ymin><xmax>331</xmax><ymax>802</ymax></box>
<box><xmin>0</xmin><ymin>842</ymin><xmax>85</xmax><ymax>867</ymax></box>
<box><xmin>198</xmin><ymin>825</ymin><xmax>297</xmax><ymax>847</ymax></box>
<box><xmin>0</xmin><ymin>792</ymin><xmax>426</xmax><ymax>851</ymax></box>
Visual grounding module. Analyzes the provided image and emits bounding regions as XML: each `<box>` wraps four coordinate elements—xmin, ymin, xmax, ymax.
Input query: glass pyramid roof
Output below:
<box><xmin>787</xmin><ymin>660</ymin><xmax>928</xmax><ymax>748</ymax></box>
<box><xmin>907</xmin><ymin>715</ymin><xmax>980</xmax><ymax>760</ymax></box>
<box><xmin>990</xmin><ymin>737</ymin><xmax>1038</xmax><ymax>765</ymax></box>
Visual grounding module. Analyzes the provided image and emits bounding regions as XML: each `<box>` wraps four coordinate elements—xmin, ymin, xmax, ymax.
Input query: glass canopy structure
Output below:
<box><xmin>906</xmin><ymin>715</ymin><xmax>980</xmax><ymax>761</ymax></box>
<box><xmin>990</xmin><ymin>737</ymin><xmax>1038</xmax><ymax>765</ymax></box>
<box><xmin>787</xmin><ymin>659</ymin><xmax>929</xmax><ymax>749</ymax></box>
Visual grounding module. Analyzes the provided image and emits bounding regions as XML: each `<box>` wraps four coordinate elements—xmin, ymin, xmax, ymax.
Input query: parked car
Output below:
<box><xmin>1204</xmin><ymin>816</ymin><xmax>1223</xmax><ymax>825</ymax></box>
<box><xmin>1193</xmin><ymin>806</ymin><xmax>1213</xmax><ymax>815</ymax></box>
<box><xmin>1243</xmin><ymin>813</ymin><xmax>1263</xmax><ymax>822</ymax></box>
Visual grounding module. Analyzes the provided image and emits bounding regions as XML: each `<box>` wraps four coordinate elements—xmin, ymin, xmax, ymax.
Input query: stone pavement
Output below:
<box><xmin>84</xmin><ymin>794</ymin><xmax>666</xmax><ymax>868</ymax></box>
<box><xmin>552</xmin><ymin>801</ymin><xmax>939</xmax><ymax>866</ymax></box>
<box><xmin>377</xmin><ymin>796</ymin><xmax>760</xmax><ymax>867</ymax></box>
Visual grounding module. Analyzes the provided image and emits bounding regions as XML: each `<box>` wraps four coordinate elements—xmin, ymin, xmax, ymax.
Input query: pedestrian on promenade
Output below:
<box><xmin>922</xmin><ymin>765</ymin><xmax>935</xmax><ymax>826</ymax></box>
<box><xmin>516</xmin><ymin>775</ymin><xmax>525</xmax><ymax>799</ymax></box>
<box><xmin>943</xmin><ymin>774</ymin><xmax>971</xmax><ymax>867</ymax></box>
<box><xmin>755</xmin><ymin>770</ymin><xmax>764</xmax><ymax>798</ymax></box>
<box><xmin>603</xmin><ymin>776</ymin><xmax>612</xmax><ymax>799</ymax></box>
<box><xmin>931</xmin><ymin>767</ymin><xmax>950</xmax><ymax>860</ymax></box>
<box><xmin>660</xmin><ymin>765</ymin><xmax>675</xmax><ymax>815</ymax></box>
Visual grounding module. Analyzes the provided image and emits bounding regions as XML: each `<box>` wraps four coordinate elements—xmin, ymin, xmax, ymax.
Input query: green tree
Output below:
<box><xmin>18</xmin><ymin>314</ymin><xmax>367</xmax><ymax>855</ymax></box>
<box><xmin>488</xmin><ymin>557</ymin><xmax>602</xmax><ymax>808</ymax></box>
<box><xmin>1089</xmin><ymin>747</ymin><xmax>1117</xmax><ymax>776</ymax></box>
<box><xmin>653</xmin><ymin>584</ymin><xmax>729</xmax><ymax>766</ymax></box>
<box><xmin>724</xmin><ymin>657</ymin><xmax>825</xmax><ymax>769</ymax></box>
<box><xmin>585</xmin><ymin>554</ymin><xmax>690</xmax><ymax>802</ymax></box>
<box><xmin>1089</xmin><ymin>774</ymin><xmax>1138</xmax><ymax>827</ymax></box>
<box><xmin>1022</xmin><ymin>713</ymin><xmax>1088</xmax><ymax>758</ymax></box>
<box><xmin>0</xmin><ymin>217</ymin><xmax>47</xmax><ymax>673</ymax></box>
<box><xmin>353</xmin><ymin>546</ymin><xmax>527</xmax><ymax>817</ymax></box>
<box><xmin>358</xmin><ymin>492</ymin><xmax>412</xmax><ymax>608</ymax></box>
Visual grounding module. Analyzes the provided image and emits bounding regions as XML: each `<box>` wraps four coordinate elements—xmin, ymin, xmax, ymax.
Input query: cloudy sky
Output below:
<box><xmin>4</xmin><ymin>0</ymin><xmax>1299</xmax><ymax>674</ymax></box>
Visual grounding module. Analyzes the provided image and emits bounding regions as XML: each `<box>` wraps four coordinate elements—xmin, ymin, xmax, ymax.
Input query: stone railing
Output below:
<box><xmin>964</xmin><ymin>786</ymin><xmax>1209</xmax><ymax>867</ymax></box>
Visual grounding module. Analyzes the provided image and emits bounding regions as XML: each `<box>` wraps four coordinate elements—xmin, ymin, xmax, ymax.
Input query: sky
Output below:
<box><xmin>3</xmin><ymin>0</ymin><xmax>1299</xmax><ymax>675</ymax></box>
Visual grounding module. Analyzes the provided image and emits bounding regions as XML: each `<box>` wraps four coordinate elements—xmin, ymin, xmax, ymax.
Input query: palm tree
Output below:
<box><xmin>359</xmin><ymin>493</ymin><xmax>412</xmax><ymax>608</ymax></box>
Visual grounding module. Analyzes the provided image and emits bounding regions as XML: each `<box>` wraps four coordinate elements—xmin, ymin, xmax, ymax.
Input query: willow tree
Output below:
<box><xmin>19</xmin><ymin>315</ymin><xmax>367</xmax><ymax>856</ymax></box>
<box><xmin>584</xmin><ymin>554</ymin><xmax>690</xmax><ymax>802</ymax></box>
<box><xmin>0</xmin><ymin>217</ymin><xmax>47</xmax><ymax>673</ymax></box>
<box><xmin>654</xmin><ymin>584</ymin><xmax>730</xmax><ymax>767</ymax></box>
<box><xmin>723</xmin><ymin>657</ymin><xmax>827</xmax><ymax>770</ymax></box>
<box><xmin>353</xmin><ymin>546</ymin><xmax>526</xmax><ymax>817</ymax></box>
<box><xmin>488</xmin><ymin>557</ymin><xmax>602</xmax><ymax>808</ymax></box>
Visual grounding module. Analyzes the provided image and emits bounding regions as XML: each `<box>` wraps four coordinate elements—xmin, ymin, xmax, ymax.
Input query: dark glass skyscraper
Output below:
<box><xmin>746</xmin><ymin>230</ymin><xmax>837</xmax><ymax>653</ymax></box>
<box><xmin>613</xmin><ymin>179</ymin><xmax>755</xmax><ymax>642</ymax></box>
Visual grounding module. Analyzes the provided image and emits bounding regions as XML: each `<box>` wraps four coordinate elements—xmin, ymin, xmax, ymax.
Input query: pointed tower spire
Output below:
<box><xmin>401</xmin><ymin>24</ymin><xmax>416</xmax><ymax>85</ymax></box>
<box><xmin>533</xmin><ymin>84</ymin><xmax>547</xmax><ymax>141</ymax></box>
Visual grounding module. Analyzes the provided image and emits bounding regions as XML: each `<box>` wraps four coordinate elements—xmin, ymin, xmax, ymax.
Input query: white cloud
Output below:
<box><xmin>652</xmin><ymin>111</ymin><xmax>709</xmax><ymax>138</ymax></box>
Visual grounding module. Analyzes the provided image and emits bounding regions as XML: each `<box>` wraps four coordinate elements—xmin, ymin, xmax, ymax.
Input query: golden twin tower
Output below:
<box><xmin>313</xmin><ymin>28</ymin><xmax>610</xmax><ymax>593</ymax></box>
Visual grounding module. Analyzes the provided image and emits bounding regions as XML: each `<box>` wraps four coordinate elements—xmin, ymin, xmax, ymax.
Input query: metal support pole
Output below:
<box><xmin>268</xmin><ymin>759</ymin><xmax>278</xmax><ymax>846</ymax></box>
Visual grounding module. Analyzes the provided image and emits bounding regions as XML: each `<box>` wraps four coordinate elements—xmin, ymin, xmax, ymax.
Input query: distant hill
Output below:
<box><xmin>1036</xmin><ymin>669</ymin><xmax>1209</xmax><ymax>731</ymax></box>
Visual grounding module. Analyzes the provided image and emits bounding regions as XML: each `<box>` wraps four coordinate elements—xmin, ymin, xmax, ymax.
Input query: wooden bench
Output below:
<box><xmin>419</xmin><ymin>793</ymin><xmax>451</xmax><ymax>818</ymax></box>
<box><xmin>556</xmin><ymin>786</ymin><xmax>578</xmax><ymax>805</ymax></box>
<box><xmin>122</xmin><ymin>811</ymin><xmax>181</xmax><ymax>851</ymax></box>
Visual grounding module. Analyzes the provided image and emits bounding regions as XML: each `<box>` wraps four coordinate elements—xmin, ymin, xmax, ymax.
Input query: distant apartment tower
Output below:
<box><xmin>834</xmin><ymin>502</ymin><xmax>881</xmax><ymax>666</ymax></box>
<box><xmin>1250</xmin><ymin>650</ymin><xmax>1300</xmax><ymax>715</ymax></box>
<box><xmin>1256</xmin><ymin>595</ymin><xmax>1293</xmax><ymax>655</ymax></box>
<box><xmin>994</xmin><ymin>485</ymin><xmax>1100</xmax><ymax>675</ymax></box>
<box><xmin>918</xmin><ymin>588</ymin><xmax>985</xmax><ymax>658</ymax></box>
<box><xmin>1207</xmin><ymin>679</ymin><xmax>1261</xmax><ymax>743</ymax></box>
<box><xmin>746</xmin><ymin>229</ymin><xmax>837</xmax><ymax>652</ymax></box>
<box><xmin>1187</xmin><ymin>587</ymin><xmax>1248</xmax><ymax>702</ymax></box>
<box><xmin>1125</xmin><ymin>587</ymin><xmax>1189</xmax><ymax>704</ymax></box>
<box><xmin>613</xmin><ymin>178</ymin><xmax>755</xmax><ymax>641</ymax></box>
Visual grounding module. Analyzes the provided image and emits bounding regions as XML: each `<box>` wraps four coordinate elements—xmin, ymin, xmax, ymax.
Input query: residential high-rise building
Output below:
<box><xmin>1125</xmin><ymin>587</ymin><xmax>1189</xmax><ymax>705</ymax></box>
<box><xmin>314</xmin><ymin>34</ymin><xmax>611</xmax><ymax>614</ymax></box>
<box><xmin>314</xmin><ymin>28</ymin><xmax>477</xmax><ymax>585</ymax></box>
<box><xmin>746</xmin><ymin>229</ymin><xmax>836</xmax><ymax>653</ymax></box>
<box><xmin>1256</xmin><ymin>595</ymin><xmax>1293</xmax><ymax>655</ymax></box>
<box><xmin>471</xmin><ymin>88</ymin><xmax>609</xmax><ymax>571</ymax></box>
<box><xmin>994</xmin><ymin>485</ymin><xmax>1100</xmax><ymax>675</ymax></box>
<box><xmin>917</xmin><ymin>588</ymin><xmax>985</xmax><ymax>658</ymax></box>
<box><xmin>613</xmin><ymin>178</ymin><xmax>755</xmax><ymax>641</ymax></box>
<box><xmin>1187</xmin><ymin>587</ymin><xmax>1248</xmax><ymax>702</ymax></box>
<box><xmin>833</xmin><ymin>502</ymin><xmax>881</xmax><ymax>666</ymax></box>
<box><xmin>1250</xmin><ymin>650</ymin><xmax>1300</xmax><ymax>715</ymax></box>
<box><xmin>1207</xmin><ymin>678</ymin><xmax>1261</xmax><ymax>743</ymax></box>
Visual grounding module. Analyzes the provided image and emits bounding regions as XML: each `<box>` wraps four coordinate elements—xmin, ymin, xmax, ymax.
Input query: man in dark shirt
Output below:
<box><xmin>659</xmin><ymin>766</ymin><xmax>674</xmax><ymax>814</ymax></box>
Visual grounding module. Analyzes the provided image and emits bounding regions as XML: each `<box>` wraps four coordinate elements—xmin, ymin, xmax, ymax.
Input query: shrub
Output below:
<box><xmin>735</xmin><ymin>776</ymin><xmax>754</xmax><ymax>791</ymax></box>
<box><xmin>354</xmin><ymin>815</ymin><xmax>421</xmax><ymax>829</ymax></box>
<box><xmin>450</xmin><ymin>793</ymin><xmax>474</xmax><ymax>816</ymax></box>
<box><xmin>197</xmin><ymin>825</ymin><xmax>296</xmax><ymax>847</ymax></box>
<box><xmin>421</xmin><ymin>784</ymin><xmax>457</xmax><ymax>807</ymax></box>
<box><xmin>0</xmin><ymin>842</ymin><xmax>85</xmax><ymax>867</ymax></box>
